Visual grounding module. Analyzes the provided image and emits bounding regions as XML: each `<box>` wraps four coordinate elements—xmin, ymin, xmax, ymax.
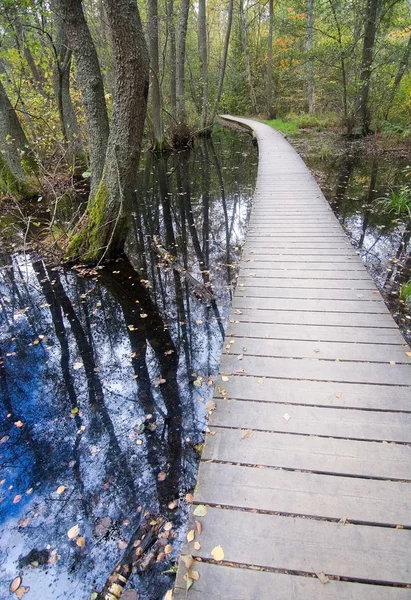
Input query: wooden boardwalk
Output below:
<box><xmin>174</xmin><ymin>117</ymin><xmax>411</xmax><ymax>599</ymax></box>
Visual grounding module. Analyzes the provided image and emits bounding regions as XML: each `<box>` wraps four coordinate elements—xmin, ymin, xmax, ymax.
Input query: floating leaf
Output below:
<box><xmin>140</xmin><ymin>313</ymin><xmax>148</xmax><ymax>319</ymax></box>
<box><xmin>205</xmin><ymin>400</ymin><xmax>216</xmax><ymax>412</ymax></box>
<box><xmin>67</xmin><ymin>524</ymin><xmax>80</xmax><ymax>539</ymax></box>
<box><xmin>187</xmin><ymin>529</ymin><xmax>195</xmax><ymax>543</ymax></box>
<box><xmin>10</xmin><ymin>577</ymin><xmax>22</xmax><ymax>593</ymax></box>
<box><xmin>73</xmin><ymin>362</ymin><xmax>84</xmax><ymax>370</ymax></box>
<box><xmin>193</xmin><ymin>505</ymin><xmax>207</xmax><ymax>517</ymax></box>
<box><xmin>15</xmin><ymin>586</ymin><xmax>30</xmax><ymax>599</ymax></box>
<box><xmin>0</xmin><ymin>435</ymin><xmax>9</xmax><ymax>444</ymax></box>
<box><xmin>14</xmin><ymin>421</ymin><xmax>24</xmax><ymax>428</ymax></box>
<box><xmin>211</xmin><ymin>545</ymin><xmax>224</xmax><ymax>561</ymax></box>
<box><xmin>193</xmin><ymin>379</ymin><xmax>202</xmax><ymax>388</ymax></box>
<box><xmin>164</xmin><ymin>544</ymin><xmax>172</xmax><ymax>554</ymax></box>
<box><xmin>56</xmin><ymin>485</ymin><xmax>65</xmax><ymax>495</ymax></box>
<box><xmin>76</xmin><ymin>537</ymin><xmax>86</xmax><ymax>547</ymax></box>
<box><xmin>186</xmin><ymin>493</ymin><xmax>194</xmax><ymax>503</ymax></box>
<box><xmin>13</xmin><ymin>495</ymin><xmax>22</xmax><ymax>504</ymax></box>
<box><xmin>158</xmin><ymin>472</ymin><xmax>167</xmax><ymax>481</ymax></box>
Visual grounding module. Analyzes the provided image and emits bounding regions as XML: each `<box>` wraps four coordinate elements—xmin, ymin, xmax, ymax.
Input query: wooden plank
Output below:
<box><xmin>195</xmin><ymin>463</ymin><xmax>411</xmax><ymax>524</ymax></box>
<box><xmin>222</xmin><ymin>336</ymin><xmax>411</xmax><ymax>363</ymax></box>
<box><xmin>232</xmin><ymin>297</ymin><xmax>388</xmax><ymax>313</ymax></box>
<box><xmin>202</xmin><ymin>428</ymin><xmax>411</xmax><ymax>479</ymax></box>
<box><xmin>214</xmin><ymin>374</ymin><xmax>411</xmax><ymax>411</ymax></box>
<box><xmin>237</xmin><ymin>277</ymin><xmax>376</xmax><ymax>289</ymax></box>
<box><xmin>232</xmin><ymin>307</ymin><xmax>396</xmax><ymax>327</ymax></box>
<box><xmin>226</xmin><ymin>321</ymin><xmax>406</xmax><ymax>344</ymax></box>
<box><xmin>240</xmin><ymin>268</ymin><xmax>371</xmax><ymax>279</ymax></box>
<box><xmin>240</xmin><ymin>262</ymin><xmax>365</xmax><ymax>271</ymax></box>
<box><xmin>182</xmin><ymin>507</ymin><xmax>411</xmax><ymax>584</ymax></box>
<box><xmin>235</xmin><ymin>287</ymin><xmax>382</xmax><ymax>300</ymax></box>
<box><xmin>175</xmin><ymin>563</ymin><xmax>411</xmax><ymax>600</ymax></box>
<box><xmin>242</xmin><ymin>255</ymin><xmax>362</xmax><ymax>262</ymax></box>
<box><xmin>212</xmin><ymin>399</ymin><xmax>411</xmax><ymax>442</ymax></box>
<box><xmin>220</xmin><ymin>354</ymin><xmax>411</xmax><ymax>386</ymax></box>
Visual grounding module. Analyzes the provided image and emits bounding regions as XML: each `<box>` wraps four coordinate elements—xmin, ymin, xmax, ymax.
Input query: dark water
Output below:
<box><xmin>291</xmin><ymin>133</ymin><xmax>411</xmax><ymax>344</ymax></box>
<box><xmin>0</xmin><ymin>128</ymin><xmax>257</xmax><ymax>599</ymax></box>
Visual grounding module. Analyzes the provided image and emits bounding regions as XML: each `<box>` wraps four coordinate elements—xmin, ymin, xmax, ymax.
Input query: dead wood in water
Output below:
<box><xmin>96</xmin><ymin>514</ymin><xmax>167</xmax><ymax>600</ymax></box>
<box><xmin>152</xmin><ymin>235</ymin><xmax>215</xmax><ymax>304</ymax></box>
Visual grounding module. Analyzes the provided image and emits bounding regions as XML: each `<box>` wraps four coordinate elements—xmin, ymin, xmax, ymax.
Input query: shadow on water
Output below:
<box><xmin>292</xmin><ymin>134</ymin><xmax>411</xmax><ymax>344</ymax></box>
<box><xmin>0</xmin><ymin>127</ymin><xmax>257</xmax><ymax>599</ymax></box>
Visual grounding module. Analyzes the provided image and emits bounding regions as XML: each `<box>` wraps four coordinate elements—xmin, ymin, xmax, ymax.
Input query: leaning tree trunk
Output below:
<box><xmin>50</xmin><ymin>0</ymin><xmax>109</xmax><ymax>195</ymax></box>
<box><xmin>52</xmin><ymin>12</ymin><xmax>85</xmax><ymax>163</ymax></box>
<box><xmin>66</xmin><ymin>0</ymin><xmax>150</xmax><ymax>261</ymax></box>
<box><xmin>147</xmin><ymin>0</ymin><xmax>165</xmax><ymax>150</ymax></box>
<box><xmin>198</xmin><ymin>0</ymin><xmax>209</xmax><ymax>131</ymax></box>
<box><xmin>306</xmin><ymin>0</ymin><xmax>315</xmax><ymax>114</ymax></box>
<box><xmin>355</xmin><ymin>0</ymin><xmax>379</xmax><ymax>136</ymax></box>
<box><xmin>175</xmin><ymin>0</ymin><xmax>190</xmax><ymax>138</ymax></box>
<box><xmin>266</xmin><ymin>0</ymin><xmax>275</xmax><ymax>119</ymax></box>
<box><xmin>210</xmin><ymin>0</ymin><xmax>233</xmax><ymax>125</ymax></box>
<box><xmin>385</xmin><ymin>33</ymin><xmax>411</xmax><ymax>119</ymax></box>
<box><xmin>0</xmin><ymin>78</ymin><xmax>35</xmax><ymax>193</ymax></box>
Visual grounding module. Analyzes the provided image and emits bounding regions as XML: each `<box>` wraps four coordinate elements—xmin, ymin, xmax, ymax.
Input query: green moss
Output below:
<box><xmin>262</xmin><ymin>119</ymin><xmax>298</xmax><ymax>135</ymax></box>
<box><xmin>0</xmin><ymin>154</ymin><xmax>22</xmax><ymax>195</ymax></box>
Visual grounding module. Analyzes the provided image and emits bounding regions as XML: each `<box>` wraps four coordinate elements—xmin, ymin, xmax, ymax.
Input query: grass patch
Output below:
<box><xmin>262</xmin><ymin>119</ymin><xmax>298</xmax><ymax>135</ymax></box>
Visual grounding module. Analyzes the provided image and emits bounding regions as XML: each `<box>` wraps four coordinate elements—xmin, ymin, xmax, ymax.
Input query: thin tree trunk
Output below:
<box><xmin>210</xmin><ymin>0</ymin><xmax>233</xmax><ymax>124</ymax></box>
<box><xmin>50</xmin><ymin>0</ymin><xmax>109</xmax><ymax>195</ymax></box>
<box><xmin>385</xmin><ymin>33</ymin><xmax>411</xmax><ymax>119</ymax></box>
<box><xmin>176</xmin><ymin>0</ymin><xmax>190</xmax><ymax>127</ymax></box>
<box><xmin>306</xmin><ymin>0</ymin><xmax>315</xmax><ymax>114</ymax></box>
<box><xmin>0</xmin><ymin>79</ymin><xmax>35</xmax><ymax>191</ymax></box>
<box><xmin>198</xmin><ymin>0</ymin><xmax>209</xmax><ymax>131</ymax></box>
<box><xmin>356</xmin><ymin>0</ymin><xmax>379</xmax><ymax>135</ymax></box>
<box><xmin>147</xmin><ymin>0</ymin><xmax>165</xmax><ymax>149</ymax></box>
<box><xmin>239</xmin><ymin>0</ymin><xmax>257</xmax><ymax>113</ymax></box>
<box><xmin>266</xmin><ymin>0</ymin><xmax>275</xmax><ymax>119</ymax></box>
<box><xmin>67</xmin><ymin>0</ymin><xmax>150</xmax><ymax>261</ymax></box>
<box><xmin>166</xmin><ymin>0</ymin><xmax>177</xmax><ymax>119</ymax></box>
<box><xmin>52</xmin><ymin>12</ymin><xmax>85</xmax><ymax>162</ymax></box>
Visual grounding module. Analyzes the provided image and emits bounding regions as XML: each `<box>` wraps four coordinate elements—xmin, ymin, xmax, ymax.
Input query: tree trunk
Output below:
<box><xmin>52</xmin><ymin>12</ymin><xmax>85</xmax><ymax>163</ymax></box>
<box><xmin>0</xmin><ymin>78</ymin><xmax>35</xmax><ymax>193</ymax></box>
<box><xmin>147</xmin><ymin>0</ymin><xmax>165</xmax><ymax>150</ymax></box>
<box><xmin>306</xmin><ymin>0</ymin><xmax>315</xmax><ymax>114</ymax></box>
<box><xmin>210</xmin><ymin>0</ymin><xmax>233</xmax><ymax>124</ymax></box>
<box><xmin>66</xmin><ymin>0</ymin><xmax>149</xmax><ymax>262</ymax></box>
<box><xmin>166</xmin><ymin>0</ymin><xmax>177</xmax><ymax>119</ymax></box>
<box><xmin>355</xmin><ymin>0</ymin><xmax>379</xmax><ymax>136</ymax></box>
<box><xmin>50</xmin><ymin>0</ymin><xmax>109</xmax><ymax>195</ymax></box>
<box><xmin>239</xmin><ymin>0</ymin><xmax>257</xmax><ymax>113</ymax></box>
<box><xmin>176</xmin><ymin>0</ymin><xmax>190</xmax><ymax>130</ymax></box>
<box><xmin>266</xmin><ymin>0</ymin><xmax>275</xmax><ymax>119</ymax></box>
<box><xmin>385</xmin><ymin>33</ymin><xmax>411</xmax><ymax>119</ymax></box>
<box><xmin>198</xmin><ymin>0</ymin><xmax>209</xmax><ymax>131</ymax></box>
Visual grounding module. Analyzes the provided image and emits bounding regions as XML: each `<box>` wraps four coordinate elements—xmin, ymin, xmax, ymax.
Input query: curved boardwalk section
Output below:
<box><xmin>174</xmin><ymin>117</ymin><xmax>411</xmax><ymax>599</ymax></box>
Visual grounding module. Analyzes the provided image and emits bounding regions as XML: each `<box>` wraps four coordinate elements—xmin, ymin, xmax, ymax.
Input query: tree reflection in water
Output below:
<box><xmin>0</xmin><ymin>128</ymin><xmax>257</xmax><ymax>599</ymax></box>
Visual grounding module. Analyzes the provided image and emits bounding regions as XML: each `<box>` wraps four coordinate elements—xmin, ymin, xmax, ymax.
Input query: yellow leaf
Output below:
<box><xmin>56</xmin><ymin>485</ymin><xmax>65</xmax><ymax>495</ymax></box>
<box><xmin>188</xmin><ymin>570</ymin><xmax>200</xmax><ymax>581</ymax></box>
<box><xmin>195</xmin><ymin>520</ymin><xmax>202</xmax><ymax>535</ymax></box>
<box><xmin>241</xmin><ymin>429</ymin><xmax>253</xmax><ymax>439</ymax></box>
<box><xmin>221</xmin><ymin>375</ymin><xmax>229</xmax><ymax>382</ymax></box>
<box><xmin>406</xmin><ymin>352</ymin><xmax>411</xmax><ymax>357</ymax></box>
<box><xmin>194</xmin><ymin>541</ymin><xmax>201</xmax><ymax>550</ymax></box>
<box><xmin>76</xmin><ymin>537</ymin><xmax>86</xmax><ymax>547</ymax></box>
<box><xmin>187</xmin><ymin>529</ymin><xmax>195</xmax><ymax>543</ymax></box>
<box><xmin>211</xmin><ymin>545</ymin><xmax>224</xmax><ymax>561</ymax></box>
<box><xmin>164</xmin><ymin>544</ymin><xmax>172</xmax><ymax>554</ymax></box>
<box><xmin>193</xmin><ymin>505</ymin><xmax>207</xmax><ymax>517</ymax></box>
<box><xmin>10</xmin><ymin>577</ymin><xmax>22</xmax><ymax>593</ymax></box>
<box><xmin>67</xmin><ymin>524</ymin><xmax>80</xmax><ymax>539</ymax></box>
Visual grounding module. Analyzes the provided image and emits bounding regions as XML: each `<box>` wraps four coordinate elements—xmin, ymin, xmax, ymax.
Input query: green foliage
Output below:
<box><xmin>400</xmin><ymin>280</ymin><xmax>411</xmax><ymax>303</ymax></box>
<box><xmin>377</xmin><ymin>186</ymin><xmax>411</xmax><ymax>219</ymax></box>
<box><xmin>262</xmin><ymin>119</ymin><xmax>298</xmax><ymax>135</ymax></box>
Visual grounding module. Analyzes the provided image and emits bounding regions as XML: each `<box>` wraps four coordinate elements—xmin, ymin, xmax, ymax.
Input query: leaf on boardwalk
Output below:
<box><xmin>211</xmin><ymin>545</ymin><xmax>225</xmax><ymax>561</ymax></box>
<box><xmin>335</xmin><ymin>393</ymin><xmax>342</xmax><ymax>398</ymax></box>
<box><xmin>187</xmin><ymin>529</ymin><xmax>195</xmax><ymax>543</ymax></box>
<box><xmin>221</xmin><ymin>375</ymin><xmax>229</xmax><ymax>382</ymax></box>
<box><xmin>194</xmin><ymin>541</ymin><xmax>201</xmax><ymax>550</ymax></box>
<box><xmin>283</xmin><ymin>413</ymin><xmax>291</xmax><ymax>421</ymax></box>
<box><xmin>406</xmin><ymin>352</ymin><xmax>411</xmax><ymax>357</ymax></box>
<box><xmin>241</xmin><ymin>429</ymin><xmax>253</xmax><ymax>439</ymax></box>
<box><xmin>181</xmin><ymin>554</ymin><xmax>194</xmax><ymax>569</ymax></box>
<box><xmin>237</xmin><ymin>354</ymin><xmax>243</xmax><ymax>360</ymax></box>
<box><xmin>193</xmin><ymin>505</ymin><xmax>207</xmax><ymax>517</ymax></box>
<box><xmin>195</xmin><ymin>520</ymin><xmax>202</xmax><ymax>535</ymax></box>
<box><xmin>316</xmin><ymin>572</ymin><xmax>330</xmax><ymax>584</ymax></box>
<box><xmin>205</xmin><ymin>400</ymin><xmax>216</xmax><ymax>412</ymax></box>
<box><xmin>338</xmin><ymin>516</ymin><xmax>347</xmax><ymax>525</ymax></box>
<box><xmin>189</xmin><ymin>570</ymin><xmax>200</xmax><ymax>581</ymax></box>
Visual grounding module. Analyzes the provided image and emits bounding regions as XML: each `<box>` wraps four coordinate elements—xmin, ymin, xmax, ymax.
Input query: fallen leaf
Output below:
<box><xmin>73</xmin><ymin>362</ymin><xmax>83</xmax><ymax>370</ymax></box>
<box><xmin>158</xmin><ymin>472</ymin><xmax>167</xmax><ymax>481</ymax></box>
<box><xmin>164</xmin><ymin>522</ymin><xmax>173</xmax><ymax>531</ymax></box>
<box><xmin>188</xmin><ymin>570</ymin><xmax>200</xmax><ymax>581</ymax></box>
<box><xmin>77</xmin><ymin>537</ymin><xmax>86</xmax><ymax>547</ymax></box>
<box><xmin>390</xmin><ymin>361</ymin><xmax>396</xmax><ymax>365</ymax></box>
<box><xmin>396</xmin><ymin>524</ymin><xmax>404</xmax><ymax>529</ymax></box>
<box><xmin>10</xmin><ymin>577</ymin><xmax>22</xmax><ymax>593</ymax></box>
<box><xmin>181</xmin><ymin>554</ymin><xmax>194</xmax><ymax>569</ymax></box>
<box><xmin>193</xmin><ymin>505</ymin><xmax>207</xmax><ymax>517</ymax></box>
<box><xmin>194</xmin><ymin>541</ymin><xmax>201</xmax><ymax>550</ymax></box>
<box><xmin>168</xmin><ymin>501</ymin><xmax>177</xmax><ymax>510</ymax></box>
<box><xmin>205</xmin><ymin>400</ymin><xmax>216</xmax><ymax>412</ymax></box>
<box><xmin>140</xmin><ymin>313</ymin><xmax>148</xmax><ymax>318</ymax></box>
<box><xmin>186</xmin><ymin>493</ymin><xmax>194</xmax><ymax>503</ymax></box>
<box><xmin>406</xmin><ymin>352</ymin><xmax>411</xmax><ymax>357</ymax></box>
<box><xmin>195</xmin><ymin>320</ymin><xmax>203</xmax><ymax>325</ymax></box>
<box><xmin>0</xmin><ymin>436</ymin><xmax>9</xmax><ymax>444</ymax></box>
<box><xmin>185</xmin><ymin>576</ymin><xmax>193</xmax><ymax>591</ymax></box>
<box><xmin>164</xmin><ymin>544</ymin><xmax>172</xmax><ymax>554</ymax></box>
<box><xmin>241</xmin><ymin>429</ymin><xmax>253</xmax><ymax>439</ymax></box>
<box><xmin>316</xmin><ymin>572</ymin><xmax>330</xmax><ymax>584</ymax></box>
<box><xmin>13</xmin><ymin>495</ymin><xmax>22</xmax><ymax>504</ymax></box>
<box><xmin>118</xmin><ymin>540</ymin><xmax>127</xmax><ymax>549</ymax></box>
<box><xmin>14</xmin><ymin>421</ymin><xmax>24</xmax><ymax>428</ymax></box>
<box><xmin>193</xmin><ymin>379</ymin><xmax>202</xmax><ymax>388</ymax></box>
<box><xmin>283</xmin><ymin>413</ymin><xmax>291</xmax><ymax>421</ymax></box>
<box><xmin>338</xmin><ymin>516</ymin><xmax>347</xmax><ymax>525</ymax></box>
<box><xmin>195</xmin><ymin>520</ymin><xmax>202</xmax><ymax>535</ymax></box>
<box><xmin>187</xmin><ymin>529</ymin><xmax>195</xmax><ymax>543</ymax></box>
<box><xmin>221</xmin><ymin>375</ymin><xmax>229</xmax><ymax>382</ymax></box>
<box><xmin>335</xmin><ymin>393</ymin><xmax>342</xmax><ymax>398</ymax></box>
<box><xmin>67</xmin><ymin>524</ymin><xmax>80</xmax><ymax>539</ymax></box>
<box><xmin>211</xmin><ymin>545</ymin><xmax>224</xmax><ymax>561</ymax></box>
<box><xmin>237</xmin><ymin>354</ymin><xmax>243</xmax><ymax>360</ymax></box>
<box><xmin>56</xmin><ymin>485</ymin><xmax>65</xmax><ymax>495</ymax></box>
<box><xmin>163</xmin><ymin>591</ymin><xmax>174</xmax><ymax>600</ymax></box>
<box><xmin>16</xmin><ymin>586</ymin><xmax>30</xmax><ymax>599</ymax></box>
